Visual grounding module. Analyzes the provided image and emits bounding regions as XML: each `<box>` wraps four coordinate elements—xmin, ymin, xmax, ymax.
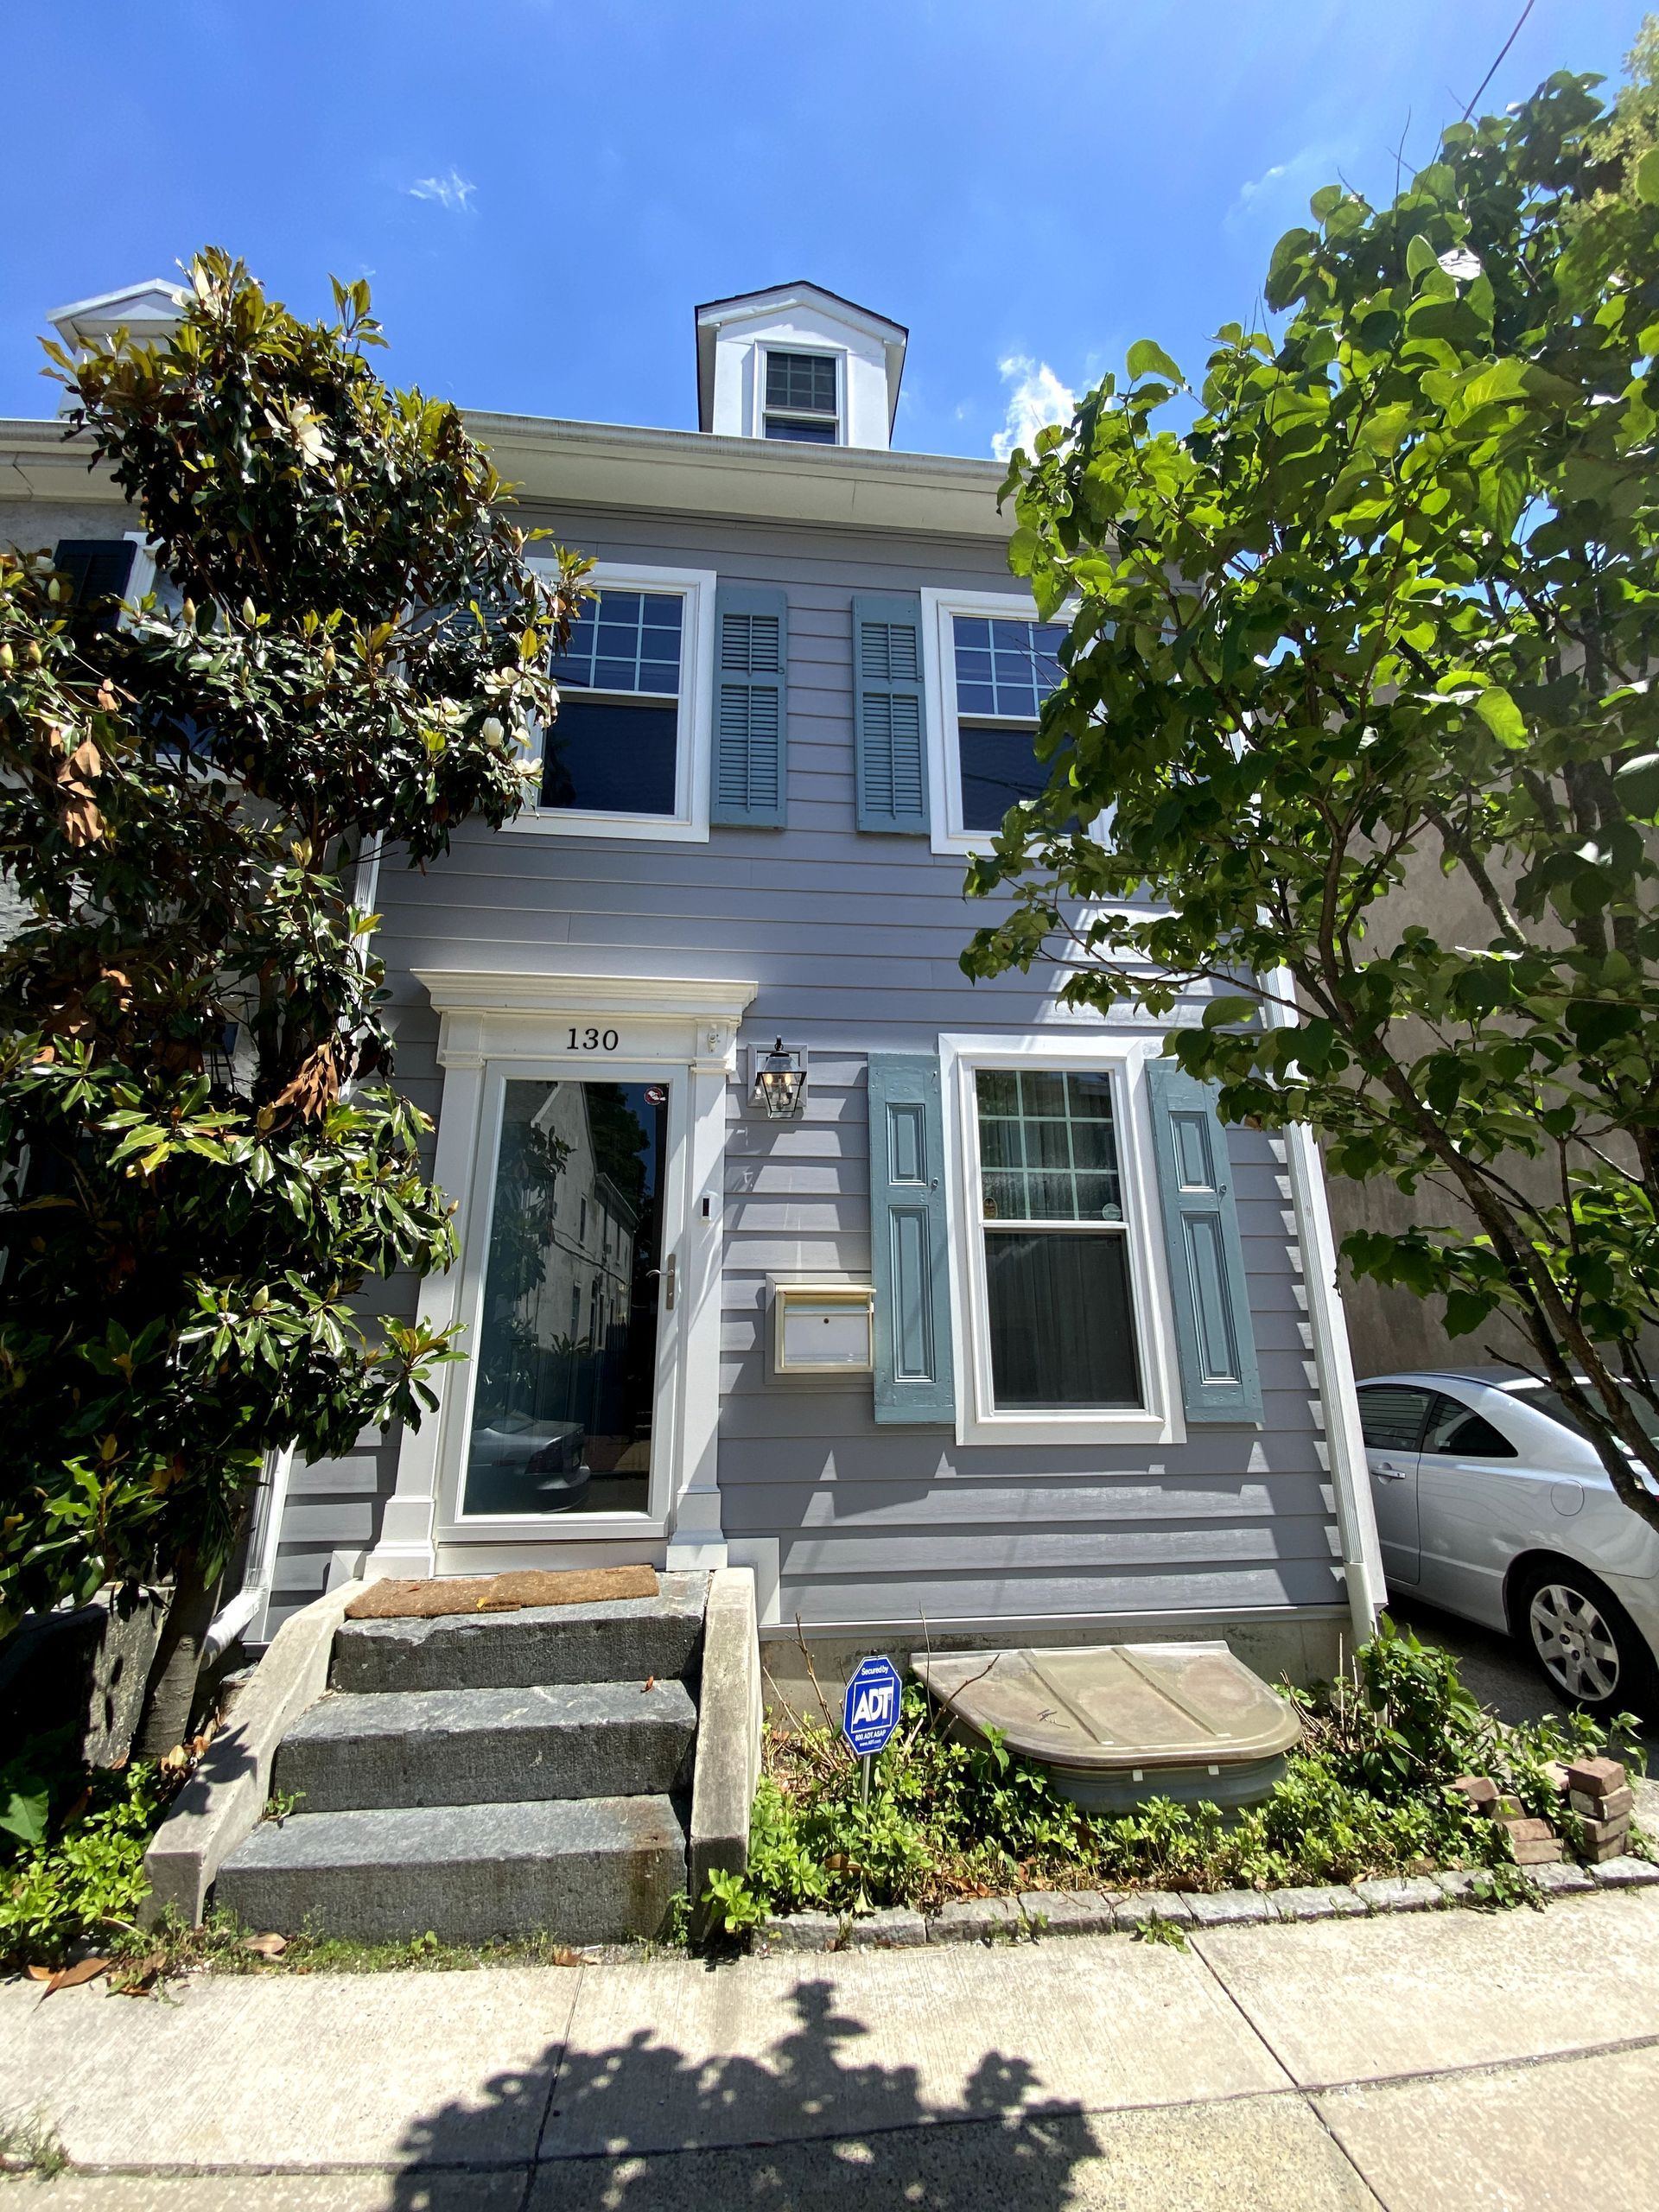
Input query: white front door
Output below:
<box><xmin>367</xmin><ymin>970</ymin><xmax>754</xmax><ymax>1581</ymax></box>
<box><xmin>443</xmin><ymin>1058</ymin><xmax>688</xmax><ymax>1539</ymax></box>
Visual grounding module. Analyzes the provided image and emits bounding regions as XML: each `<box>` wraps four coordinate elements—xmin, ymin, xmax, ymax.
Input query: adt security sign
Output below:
<box><xmin>842</xmin><ymin>1655</ymin><xmax>902</xmax><ymax>1758</ymax></box>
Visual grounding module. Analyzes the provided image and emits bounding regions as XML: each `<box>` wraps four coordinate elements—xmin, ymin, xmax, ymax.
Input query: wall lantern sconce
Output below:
<box><xmin>751</xmin><ymin>1038</ymin><xmax>808</xmax><ymax>1120</ymax></box>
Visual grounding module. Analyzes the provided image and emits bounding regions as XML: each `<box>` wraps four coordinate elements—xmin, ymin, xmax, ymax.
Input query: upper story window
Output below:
<box><xmin>952</xmin><ymin>616</ymin><xmax>1067</xmax><ymax>831</ymax></box>
<box><xmin>763</xmin><ymin>350</ymin><xmax>840</xmax><ymax>443</ymax></box>
<box><xmin>920</xmin><ymin>591</ymin><xmax>1071</xmax><ymax>852</ymax></box>
<box><xmin>518</xmin><ymin>563</ymin><xmax>715</xmax><ymax>844</ymax></box>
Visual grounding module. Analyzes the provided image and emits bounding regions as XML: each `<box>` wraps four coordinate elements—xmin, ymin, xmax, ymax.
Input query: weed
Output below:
<box><xmin>0</xmin><ymin>2108</ymin><xmax>70</xmax><ymax>2179</ymax></box>
<box><xmin>263</xmin><ymin>1788</ymin><xmax>306</xmax><ymax>1825</ymax></box>
<box><xmin>1</xmin><ymin>1763</ymin><xmax>176</xmax><ymax>1967</ymax></box>
<box><xmin>708</xmin><ymin>1618</ymin><xmax>1637</xmax><ymax>1935</ymax></box>
<box><xmin>1134</xmin><ymin>1916</ymin><xmax>1188</xmax><ymax>1950</ymax></box>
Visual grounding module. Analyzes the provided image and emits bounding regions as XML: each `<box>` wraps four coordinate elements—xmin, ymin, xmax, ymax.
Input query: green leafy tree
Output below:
<box><xmin>0</xmin><ymin>251</ymin><xmax>586</xmax><ymax>1745</ymax></box>
<box><xmin>964</xmin><ymin>59</ymin><xmax>1659</xmax><ymax>1534</ymax></box>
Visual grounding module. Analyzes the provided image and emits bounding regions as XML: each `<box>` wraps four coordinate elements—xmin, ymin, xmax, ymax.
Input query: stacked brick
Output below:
<box><xmin>1561</xmin><ymin>1756</ymin><xmax>1636</xmax><ymax>1862</ymax></box>
<box><xmin>1451</xmin><ymin>1757</ymin><xmax>1637</xmax><ymax>1867</ymax></box>
<box><xmin>1451</xmin><ymin>1773</ymin><xmax>1562</xmax><ymax>1864</ymax></box>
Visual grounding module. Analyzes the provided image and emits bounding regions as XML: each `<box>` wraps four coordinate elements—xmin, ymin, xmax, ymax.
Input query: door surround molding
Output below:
<box><xmin>366</xmin><ymin>967</ymin><xmax>757</xmax><ymax>1582</ymax></box>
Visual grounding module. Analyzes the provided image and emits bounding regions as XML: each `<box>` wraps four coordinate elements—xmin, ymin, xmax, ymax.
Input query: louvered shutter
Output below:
<box><xmin>1147</xmin><ymin>1062</ymin><xmax>1263</xmax><ymax>1424</ymax></box>
<box><xmin>853</xmin><ymin>592</ymin><xmax>930</xmax><ymax>835</ymax></box>
<box><xmin>868</xmin><ymin>1052</ymin><xmax>955</xmax><ymax>1423</ymax></box>
<box><xmin>711</xmin><ymin>583</ymin><xmax>787</xmax><ymax>826</ymax></box>
<box><xmin>52</xmin><ymin>539</ymin><xmax>137</xmax><ymax>632</ymax></box>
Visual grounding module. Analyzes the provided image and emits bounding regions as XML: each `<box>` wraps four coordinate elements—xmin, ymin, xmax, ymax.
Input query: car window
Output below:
<box><xmin>1505</xmin><ymin>1380</ymin><xmax>1659</xmax><ymax>1451</ymax></box>
<box><xmin>1422</xmin><ymin>1393</ymin><xmax>1517</xmax><ymax>1459</ymax></box>
<box><xmin>1357</xmin><ymin>1384</ymin><xmax>1432</xmax><ymax>1452</ymax></box>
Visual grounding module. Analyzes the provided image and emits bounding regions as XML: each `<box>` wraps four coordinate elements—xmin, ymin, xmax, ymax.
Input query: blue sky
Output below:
<box><xmin>3</xmin><ymin>2</ymin><xmax>1650</xmax><ymax>456</ymax></box>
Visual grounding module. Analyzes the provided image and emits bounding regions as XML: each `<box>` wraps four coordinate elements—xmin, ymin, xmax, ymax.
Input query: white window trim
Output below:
<box><xmin>938</xmin><ymin>1030</ymin><xmax>1186</xmax><ymax>1449</ymax></box>
<box><xmin>509</xmin><ymin>562</ymin><xmax>715</xmax><ymax>844</ymax></box>
<box><xmin>754</xmin><ymin>342</ymin><xmax>844</xmax><ymax>445</ymax></box>
<box><xmin>921</xmin><ymin>586</ymin><xmax>1076</xmax><ymax>857</ymax></box>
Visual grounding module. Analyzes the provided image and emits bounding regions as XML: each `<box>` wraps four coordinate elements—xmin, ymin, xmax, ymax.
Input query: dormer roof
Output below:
<box><xmin>694</xmin><ymin>282</ymin><xmax>908</xmax><ymax>437</ymax></box>
<box><xmin>48</xmin><ymin>278</ymin><xmax>188</xmax><ymax>353</ymax></box>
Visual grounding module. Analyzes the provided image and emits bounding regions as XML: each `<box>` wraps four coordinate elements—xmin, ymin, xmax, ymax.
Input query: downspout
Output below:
<box><xmin>1279</xmin><ymin>1118</ymin><xmax>1383</xmax><ymax>1651</ymax></box>
<box><xmin>1262</xmin><ymin>976</ymin><xmax>1382</xmax><ymax>1652</ymax></box>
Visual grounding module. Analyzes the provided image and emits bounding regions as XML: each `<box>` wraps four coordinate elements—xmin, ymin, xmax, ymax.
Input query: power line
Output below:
<box><xmin>1462</xmin><ymin>0</ymin><xmax>1538</xmax><ymax>124</ymax></box>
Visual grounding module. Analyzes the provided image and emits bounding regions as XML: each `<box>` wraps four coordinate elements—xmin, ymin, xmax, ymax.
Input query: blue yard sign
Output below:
<box><xmin>842</xmin><ymin>1655</ymin><xmax>903</xmax><ymax>1758</ymax></box>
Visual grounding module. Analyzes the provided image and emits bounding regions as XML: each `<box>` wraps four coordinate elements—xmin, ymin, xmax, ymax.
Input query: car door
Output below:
<box><xmin>1414</xmin><ymin>1389</ymin><xmax>1523</xmax><ymax>1630</ymax></box>
<box><xmin>1356</xmin><ymin>1383</ymin><xmax>1431</xmax><ymax>1586</ymax></box>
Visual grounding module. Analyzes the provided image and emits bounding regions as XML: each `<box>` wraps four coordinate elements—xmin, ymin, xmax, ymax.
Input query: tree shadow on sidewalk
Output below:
<box><xmin>389</xmin><ymin>1969</ymin><xmax>1098</xmax><ymax>2210</ymax></box>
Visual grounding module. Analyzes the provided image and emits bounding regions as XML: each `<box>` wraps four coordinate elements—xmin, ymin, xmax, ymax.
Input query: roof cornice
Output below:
<box><xmin>0</xmin><ymin>410</ymin><xmax>1012</xmax><ymax>543</ymax></box>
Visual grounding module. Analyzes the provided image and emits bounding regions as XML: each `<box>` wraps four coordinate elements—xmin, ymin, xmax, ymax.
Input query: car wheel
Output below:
<box><xmin>1512</xmin><ymin>1558</ymin><xmax>1659</xmax><ymax>1717</ymax></box>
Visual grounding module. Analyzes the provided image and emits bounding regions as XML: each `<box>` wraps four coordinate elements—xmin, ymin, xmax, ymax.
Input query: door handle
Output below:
<box><xmin>1374</xmin><ymin>1461</ymin><xmax>1408</xmax><ymax>1481</ymax></box>
<box><xmin>655</xmin><ymin>1252</ymin><xmax>676</xmax><ymax>1311</ymax></box>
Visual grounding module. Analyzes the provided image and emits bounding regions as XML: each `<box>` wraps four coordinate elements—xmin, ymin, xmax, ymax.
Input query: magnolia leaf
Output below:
<box><xmin>1637</xmin><ymin>146</ymin><xmax>1659</xmax><ymax>207</ymax></box>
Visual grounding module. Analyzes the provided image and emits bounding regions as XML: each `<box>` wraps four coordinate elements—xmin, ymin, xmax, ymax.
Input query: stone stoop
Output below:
<box><xmin>215</xmin><ymin>1572</ymin><xmax>709</xmax><ymax>1947</ymax></box>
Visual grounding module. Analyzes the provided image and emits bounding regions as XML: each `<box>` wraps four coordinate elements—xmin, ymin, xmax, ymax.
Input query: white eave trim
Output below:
<box><xmin>411</xmin><ymin>968</ymin><xmax>760</xmax><ymax>1022</ymax></box>
<box><xmin>0</xmin><ymin>411</ymin><xmax>1011</xmax><ymax>540</ymax></box>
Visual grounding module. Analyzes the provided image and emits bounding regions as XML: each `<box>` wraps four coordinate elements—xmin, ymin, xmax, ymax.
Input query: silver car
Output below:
<box><xmin>1357</xmin><ymin>1368</ymin><xmax>1659</xmax><ymax>1714</ymax></box>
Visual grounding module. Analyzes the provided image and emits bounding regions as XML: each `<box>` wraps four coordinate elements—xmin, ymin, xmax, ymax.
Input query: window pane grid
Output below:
<box><xmin>550</xmin><ymin>589</ymin><xmax>683</xmax><ymax>696</ymax></box>
<box><xmin>975</xmin><ymin>1068</ymin><xmax>1124</xmax><ymax>1224</ymax></box>
<box><xmin>953</xmin><ymin>615</ymin><xmax>1067</xmax><ymax>720</ymax></box>
<box><xmin>766</xmin><ymin>351</ymin><xmax>838</xmax><ymax>416</ymax></box>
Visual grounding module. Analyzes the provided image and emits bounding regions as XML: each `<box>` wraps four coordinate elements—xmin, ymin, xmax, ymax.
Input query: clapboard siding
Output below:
<box><xmin>11</xmin><ymin>486</ymin><xmax>1338</xmax><ymax>1639</ymax></box>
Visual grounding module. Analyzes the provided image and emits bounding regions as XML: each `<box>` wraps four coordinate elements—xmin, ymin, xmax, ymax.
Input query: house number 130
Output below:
<box><xmin>568</xmin><ymin>1027</ymin><xmax>619</xmax><ymax>1051</ymax></box>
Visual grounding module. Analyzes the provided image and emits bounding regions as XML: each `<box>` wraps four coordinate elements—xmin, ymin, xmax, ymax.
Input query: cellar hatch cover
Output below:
<box><xmin>911</xmin><ymin>1641</ymin><xmax>1303</xmax><ymax>1812</ymax></box>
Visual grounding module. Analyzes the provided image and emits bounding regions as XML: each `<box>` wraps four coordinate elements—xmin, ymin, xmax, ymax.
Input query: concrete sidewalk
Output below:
<box><xmin>7</xmin><ymin>1890</ymin><xmax>1659</xmax><ymax>2209</ymax></box>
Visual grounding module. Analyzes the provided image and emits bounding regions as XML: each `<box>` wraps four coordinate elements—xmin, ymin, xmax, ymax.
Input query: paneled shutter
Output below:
<box><xmin>852</xmin><ymin>592</ymin><xmax>930</xmax><ymax>835</ymax></box>
<box><xmin>711</xmin><ymin>583</ymin><xmax>788</xmax><ymax>826</ymax></box>
<box><xmin>52</xmin><ymin>538</ymin><xmax>137</xmax><ymax>631</ymax></box>
<box><xmin>868</xmin><ymin>1052</ymin><xmax>955</xmax><ymax>1423</ymax></box>
<box><xmin>1147</xmin><ymin>1060</ymin><xmax>1263</xmax><ymax>1424</ymax></box>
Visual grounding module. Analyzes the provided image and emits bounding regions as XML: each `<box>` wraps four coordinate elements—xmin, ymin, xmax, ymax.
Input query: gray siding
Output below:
<box><xmin>280</xmin><ymin>503</ymin><xmax>1341</xmax><ymax>1635</ymax></box>
<box><xmin>0</xmin><ymin>486</ymin><xmax>1342</xmax><ymax>1640</ymax></box>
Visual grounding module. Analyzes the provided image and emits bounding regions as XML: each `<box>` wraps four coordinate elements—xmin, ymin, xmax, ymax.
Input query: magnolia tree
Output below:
<box><xmin>0</xmin><ymin>252</ymin><xmax>585</xmax><ymax>1747</ymax></box>
<box><xmin>965</xmin><ymin>64</ymin><xmax>1659</xmax><ymax>1535</ymax></box>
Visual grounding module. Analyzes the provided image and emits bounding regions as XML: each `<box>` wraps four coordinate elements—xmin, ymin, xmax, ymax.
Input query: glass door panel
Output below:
<box><xmin>462</xmin><ymin>1077</ymin><xmax>668</xmax><ymax>1517</ymax></box>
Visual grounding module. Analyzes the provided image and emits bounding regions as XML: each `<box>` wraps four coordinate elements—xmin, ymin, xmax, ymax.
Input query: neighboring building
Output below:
<box><xmin>0</xmin><ymin>277</ymin><xmax>1384</xmax><ymax>1688</ymax></box>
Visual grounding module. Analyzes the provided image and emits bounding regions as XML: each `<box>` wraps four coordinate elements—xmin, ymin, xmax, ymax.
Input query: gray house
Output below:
<box><xmin>2</xmin><ymin>276</ymin><xmax>1384</xmax><ymax>1697</ymax></box>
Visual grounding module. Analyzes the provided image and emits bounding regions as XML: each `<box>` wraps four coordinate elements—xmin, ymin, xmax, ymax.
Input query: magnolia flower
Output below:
<box><xmin>480</xmin><ymin>715</ymin><xmax>505</xmax><ymax>750</ymax></box>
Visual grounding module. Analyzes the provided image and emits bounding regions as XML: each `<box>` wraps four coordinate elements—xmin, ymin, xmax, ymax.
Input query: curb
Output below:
<box><xmin>754</xmin><ymin>1854</ymin><xmax>1659</xmax><ymax>1955</ymax></box>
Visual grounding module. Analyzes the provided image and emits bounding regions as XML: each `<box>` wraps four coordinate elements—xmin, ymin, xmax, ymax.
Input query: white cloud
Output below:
<box><xmin>991</xmin><ymin>355</ymin><xmax>1076</xmax><ymax>464</ymax></box>
<box><xmin>407</xmin><ymin>169</ymin><xmax>477</xmax><ymax>213</ymax></box>
<box><xmin>1224</xmin><ymin>145</ymin><xmax>1338</xmax><ymax>233</ymax></box>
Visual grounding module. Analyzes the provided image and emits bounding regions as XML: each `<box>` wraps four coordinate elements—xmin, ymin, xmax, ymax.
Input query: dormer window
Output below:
<box><xmin>763</xmin><ymin>350</ymin><xmax>840</xmax><ymax>442</ymax></box>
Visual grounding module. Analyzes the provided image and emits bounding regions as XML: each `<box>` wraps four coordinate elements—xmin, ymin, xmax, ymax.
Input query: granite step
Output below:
<box><xmin>215</xmin><ymin>1794</ymin><xmax>687</xmax><ymax>1946</ymax></box>
<box><xmin>273</xmin><ymin>1679</ymin><xmax>696</xmax><ymax>1813</ymax></box>
<box><xmin>329</xmin><ymin>1571</ymin><xmax>707</xmax><ymax>1695</ymax></box>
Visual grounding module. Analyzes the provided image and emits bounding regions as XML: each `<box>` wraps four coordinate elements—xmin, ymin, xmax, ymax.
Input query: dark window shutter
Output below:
<box><xmin>868</xmin><ymin>1052</ymin><xmax>955</xmax><ymax>1424</ymax></box>
<box><xmin>711</xmin><ymin>583</ymin><xmax>787</xmax><ymax>826</ymax></box>
<box><xmin>853</xmin><ymin>592</ymin><xmax>930</xmax><ymax>835</ymax></box>
<box><xmin>52</xmin><ymin>538</ymin><xmax>137</xmax><ymax>632</ymax></box>
<box><xmin>1147</xmin><ymin>1061</ymin><xmax>1262</xmax><ymax>1425</ymax></box>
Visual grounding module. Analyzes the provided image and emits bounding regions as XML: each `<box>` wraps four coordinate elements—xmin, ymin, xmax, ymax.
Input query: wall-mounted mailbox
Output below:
<box><xmin>772</xmin><ymin>1281</ymin><xmax>875</xmax><ymax>1375</ymax></box>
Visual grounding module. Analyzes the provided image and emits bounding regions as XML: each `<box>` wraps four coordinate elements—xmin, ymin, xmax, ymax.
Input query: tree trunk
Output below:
<box><xmin>134</xmin><ymin>1553</ymin><xmax>219</xmax><ymax>1759</ymax></box>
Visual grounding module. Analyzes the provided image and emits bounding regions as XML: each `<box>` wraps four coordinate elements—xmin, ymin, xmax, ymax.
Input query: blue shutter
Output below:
<box><xmin>52</xmin><ymin>539</ymin><xmax>136</xmax><ymax>632</ymax></box>
<box><xmin>712</xmin><ymin>583</ymin><xmax>787</xmax><ymax>826</ymax></box>
<box><xmin>868</xmin><ymin>1053</ymin><xmax>955</xmax><ymax>1423</ymax></box>
<box><xmin>1147</xmin><ymin>1062</ymin><xmax>1263</xmax><ymax>1425</ymax></box>
<box><xmin>853</xmin><ymin>593</ymin><xmax>930</xmax><ymax>835</ymax></box>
